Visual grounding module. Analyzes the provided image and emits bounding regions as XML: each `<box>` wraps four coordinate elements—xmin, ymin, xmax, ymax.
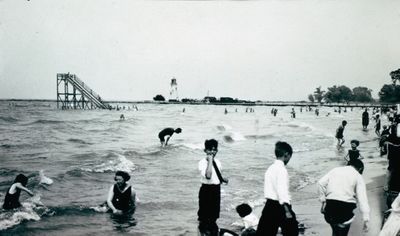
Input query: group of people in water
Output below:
<box><xmin>3</xmin><ymin>105</ymin><xmax>400</xmax><ymax>236</ymax></box>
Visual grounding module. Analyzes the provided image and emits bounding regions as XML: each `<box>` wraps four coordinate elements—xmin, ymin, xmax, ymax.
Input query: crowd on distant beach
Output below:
<box><xmin>3</xmin><ymin>105</ymin><xmax>400</xmax><ymax>236</ymax></box>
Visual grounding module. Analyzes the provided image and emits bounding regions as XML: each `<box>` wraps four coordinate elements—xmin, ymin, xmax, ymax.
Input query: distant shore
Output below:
<box><xmin>0</xmin><ymin>99</ymin><xmax>396</xmax><ymax>108</ymax></box>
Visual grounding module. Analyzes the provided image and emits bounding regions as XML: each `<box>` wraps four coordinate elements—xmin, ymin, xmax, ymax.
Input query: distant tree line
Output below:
<box><xmin>308</xmin><ymin>86</ymin><xmax>373</xmax><ymax>103</ymax></box>
<box><xmin>307</xmin><ymin>68</ymin><xmax>400</xmax><ymax>103</ymax></box>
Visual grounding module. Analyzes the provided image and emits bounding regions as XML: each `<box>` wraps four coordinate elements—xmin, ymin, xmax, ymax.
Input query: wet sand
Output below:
<box><xmin>295</xmin><ymin>155</ymin><xmax>388</xmax><ymax>236</ymax></box>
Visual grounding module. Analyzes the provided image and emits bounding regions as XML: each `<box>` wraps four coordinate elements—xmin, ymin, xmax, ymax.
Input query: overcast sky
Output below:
<box><xmin>1</xmin><ymin>0</ymin><xmax>400</xmax><ymax>101</ymax></box>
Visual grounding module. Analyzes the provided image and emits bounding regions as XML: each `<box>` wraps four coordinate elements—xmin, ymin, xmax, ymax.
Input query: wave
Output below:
<box><xmin>124</xmin><ymin>149</ymin><xmax>164</xmax><ymax>157</ymax></box>
<box><xmin>0</xmin><ymin>143</ymin><xmax>34</xmax><ymax>150</ymax></box>
<box><xmin>39</xmin><ymin>170</ymin><xmax>53</xmax><ymax>185</ymax></box>
<box><xmin>139</xmin><ymin>200</ymin><xmax>183</xmax><ymax>211</ymax></box>
<box><xmin>216</xmin><ymin>124</ymin><xmax>232</xmax><ymax>132</ymax></box>
<box><xmin>0</xmin><ymin>116</ymin><xmax>18</xmax><ymax>123</ymax></box>
<box><xmin>180</xmin><ymin>143</ymin><xmax>204</xmax><ymax>151</ymax></box>
<box><xmin>286</xmin><ymin>121</ymin><xmax>315</xmax><ymax>132</ymax></box>
<box><xmin>0</xmin><ymin>168</ymin><xmax>23</xmax><ymax>177</ymax></box>
<box><xmin>0</xmin><ymin>201</ymin><xmax>127</xmax><ymax>230</ymax></box>
<box><xmin>80</xmin><ymin>154</ymin><xmax>136</xmax><ymax>173</ymax></box>
<box><xmin>245</xmin><ymin>134</ymin><xmax>274</xmax><ymax>140</ymax></box>
<box><xmin>30</xmin><ymin>119</ymin><xmax>64</xmax><ymax>125</ymax></box>
<box><xmin>0</xmin><ymin>195</ymin><xmax>46</xmax><ymax>230</ymax></box>
<box><xmin>67</xmin><ymin>138</ymin><xmax>92</xmax><ymax>145</ymax></box>
<box><xmin>223</xmin><ymin>132</ymin><xmax>246</xmax><ymax>143</ymax></box>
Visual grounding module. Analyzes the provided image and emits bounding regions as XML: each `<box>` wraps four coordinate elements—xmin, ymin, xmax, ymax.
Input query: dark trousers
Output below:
<box><xmin>256</xmin><ymin>199</ymin><xmax>298</xmax><ymax>236</ymax></box>
<box><xmin>198</xmin><ymin>184</ymin><xmax>221</xmax><ymax>235</ymax></box>
<box><xmin>323</xmin><ymin>200</ymin><xmax>356</xmax><ymax>236</ymax></box>
<box><xmin>329</xmin><ymin>223</ymin><xmax>351</xmax><ymax>236</ymax></box>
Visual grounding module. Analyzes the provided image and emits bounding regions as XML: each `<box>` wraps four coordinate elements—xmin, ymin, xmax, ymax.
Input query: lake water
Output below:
<box><xmin>0</xmin><ymin>101</ymin><xmax>384</xmax><ymax>235</ymax></box>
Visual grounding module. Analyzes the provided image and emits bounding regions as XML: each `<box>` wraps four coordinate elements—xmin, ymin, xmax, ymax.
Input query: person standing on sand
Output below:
<box><xmin>335</xmin><ymin>120</ymin><xmax>347</xmax><ymax>148</ymax></box>
<box><xmin>158</xmin><ymin>127</ymin><xmax>182</xmax><ymax>147</ymax></box>
<box><xmin>256</xmin><ymin>141</ymin><xmax>299</xmax><ymax>236</ymax></box>
<box><xmin>318</xmin><ymin>159</ymin><xmax>370</xmax><ymax>236</ymax></box>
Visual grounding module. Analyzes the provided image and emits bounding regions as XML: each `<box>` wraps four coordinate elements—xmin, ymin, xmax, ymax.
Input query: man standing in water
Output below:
<box><xmin>318</xmin><ymin>159</ymin><xmax>369</xmax><ymax>236</ymax></box>
<box><xmin>256</xmin><ymin>141</ymin><xmax>299</xmax><ymax>236</ymax></box>
<box><xmin>158</xmin><ymin>127</ymin><xmax>182</xmax><ymax>147</ymax></box>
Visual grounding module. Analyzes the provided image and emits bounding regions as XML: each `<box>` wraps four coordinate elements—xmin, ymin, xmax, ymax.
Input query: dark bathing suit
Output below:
<box><xmin>3</xmin><ymin>187</ymin><xmax>22</xmax><ymax>210</ymax></box>
<box><xmin>348</xmin><ymin>149</ymin><xmax>360</xmax><ymax>163</ymax></box>
<box><xmin>112</xmin><ymin>185</ymin><xmax>134</xmax><ymax>213</ymax></box>
<box><xmin>336</xmin><ymin>126</ymin><xmax>344</xmax><ymax>139</ymax></box>
<box><xmin>158</xmin><ymin>128</ymin><xmax>174</xmax><ymax>142</ymax></box>
<box><xmin>362</xmin><ymin>112</ymin><xmax>369</xmax><ymax>126</ymax></box>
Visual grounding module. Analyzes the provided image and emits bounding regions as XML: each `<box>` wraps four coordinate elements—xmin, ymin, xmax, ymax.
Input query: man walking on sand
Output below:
<box><xmin>318</xmin><ymin>159</ymin><xmax>370</xmax><ymax>236</ymax></box>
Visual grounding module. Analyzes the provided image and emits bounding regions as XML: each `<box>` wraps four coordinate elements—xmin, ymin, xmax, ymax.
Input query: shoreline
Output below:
<box><xmin>0</xmin><ymin>99</ymin><xmax>395</xmax><ymax>108</ymax></box>
<box><xmin>295</xmin><ymin>155</ymin><xmax>388</xmax><ymax>236</ymax></box>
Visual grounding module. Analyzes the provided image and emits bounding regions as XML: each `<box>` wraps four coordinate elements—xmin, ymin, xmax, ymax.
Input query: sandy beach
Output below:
<box><xmin>294</xmin><ymin>153</ymin><xmax>388</xmax><ymax>236</ymax></box>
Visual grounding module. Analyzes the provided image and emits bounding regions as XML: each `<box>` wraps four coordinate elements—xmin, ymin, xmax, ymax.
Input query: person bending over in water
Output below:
<box><xmin>3</xmin><ymin>174</ymin><xmax>34</xmax><ymax>210</ymax></box>
<box><xmin>107</xmin><ymin>171</ymin><xmax>136</xmax><ymax>215</ymax></box>
<box><xmin>158</xmin><ymin>127</ymin><xmax>182</xmax><ymax>147</ymax></box>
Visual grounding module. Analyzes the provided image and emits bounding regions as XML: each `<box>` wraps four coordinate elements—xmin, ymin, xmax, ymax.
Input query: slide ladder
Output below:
<box><xmin>57</xmin><ymin>73</ymin><xmax>112</xmax><ymax>110</ymax></box>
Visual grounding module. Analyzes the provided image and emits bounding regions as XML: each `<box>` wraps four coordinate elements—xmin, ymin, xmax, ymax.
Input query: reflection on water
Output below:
<box><xmin>110</xmin><ymin>213</ymin><xmax>137</xmax><ymax>232</ymax></box>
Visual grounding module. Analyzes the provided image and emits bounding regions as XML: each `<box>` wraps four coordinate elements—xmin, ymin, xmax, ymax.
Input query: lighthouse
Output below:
<box><xmin>169</xmin><ymin>78</ymin><xmax>179</xmax><ymax>102</ymax></box>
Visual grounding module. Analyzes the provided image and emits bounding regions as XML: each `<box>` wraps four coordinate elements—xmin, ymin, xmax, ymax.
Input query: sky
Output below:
<box><xmin>1</xmin><ymin>0</ymin><xmax>400</xmax><ymax>101</ymax></box>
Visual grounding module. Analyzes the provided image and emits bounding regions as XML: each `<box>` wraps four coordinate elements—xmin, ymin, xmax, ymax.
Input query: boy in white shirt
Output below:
<box><xmin>198</xmin><ymin>139</ymin><xmax>228</xmax><ymax>236</ymax></box>
<box><xmin>256</xmin><ymin>141</ymin><xmax>298</xmax><ymax>236</ymax></box>
<box><xmin>236</xmin><ymin>203</ymin><xmax>258</xmax><ymax>236</ymax></box>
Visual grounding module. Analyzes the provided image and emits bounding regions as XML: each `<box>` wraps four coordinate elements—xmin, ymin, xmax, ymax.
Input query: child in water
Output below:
<box><xmin>236</xmin><ymin>203</ymin><xmax>258</xmax><ymax>236</ymax></box>
<box><xmin>335</xmin><ymin>120</ymin><xmax>347</xmax><ymax>148</ymax></box>
<box><xmin>344</xmin><ymin>140</ymin><xmax>363</xmax><ymax>165</ymax></box>
<box><xmin>3</xmin><ymin>174</ymin><xmax>34</xmax><ymax>210</ymax></box>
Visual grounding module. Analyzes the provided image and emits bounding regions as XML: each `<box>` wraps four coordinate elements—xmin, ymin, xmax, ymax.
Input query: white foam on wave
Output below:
<box><xmin>287</xmin><ymin>121</ymin><xmax>315</xmax><ymax>132</ymax></box>
<box><xmin>216</xmin><ymin>124</ymin><xmax>233</xmax><ymax>131</ymax></box>
<box><xmin>81</xmin><ymin>154</ymin><xmax>136</xmax><ymax>173</ymax></box>
<box><xmin>181</xmin><ymin>143</ymin><xmax>204</xmax><ymax>150</ymax></box>
<box><xmin>230</xmin><ymin>132</ymin><xmax>246</xmax><ymax>141</ymax></box>
<box><xmin>0</xmin><ymin>195</ymin><xmax>44</xmax><ymax>230</ymax></box>
<box><xmin>90</xmin><ymin>205</ymin><xmax>109</xmax><ymax>213</ymax></box>
<box><xmin>39</xmin><ymin>170</ymin><xmax>53</xmax><ymax>185</ymax></box>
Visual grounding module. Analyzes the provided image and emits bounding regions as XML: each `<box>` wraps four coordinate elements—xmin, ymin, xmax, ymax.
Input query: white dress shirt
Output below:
<box><xmin>318</xmin><ymin>166</ymin><xmax>370</xmax><ymax>221</ymax></box>
<box><xmin>198</xmin><ymin>158</ymin><xmax>222</xmax><ymax>185</ymax></box>
<box><xmin>264</xmin><ymin>160</ymin><xmax>291</xmax><ymax>205</ymax></box>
